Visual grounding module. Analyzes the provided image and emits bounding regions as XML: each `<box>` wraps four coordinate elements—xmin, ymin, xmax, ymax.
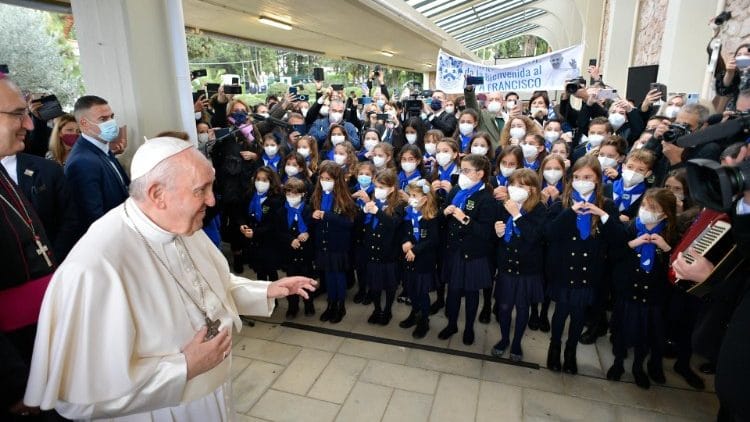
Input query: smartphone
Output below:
<box><xmin>224</xmin><ymin>85</ymin><xmax>242</xmax><ymax>94</ymax></box>
<box><xmin>466</xmin><ymin>75</ymin><xmax>484</xmax><ymax>85</ymax></box>
<box><xmin>313</xmin><ymin>67</ymin><xmax>325</xmax><ymax>81</ymax></box>
<box><xmin>597</xmin><ymin>89</ymin><xmax>616</xmax><ymax>100</ymax></box>
<box><xmin>588</xmin><ymin>58</ymin><xmax>597</xmax><ymax>66</ymax></box>
<box><xmin>650</xmin><ymin>83</ymin><xmax>667</xmax><ymax>101</ymax></box>
<box><xmin>331</xmin><ymin>84</ymin><xmax>344</xmax><ymax>91</ymax></box>
<box><xmin>289</xmin><ymin>86</ymin><xmax>297</xmax><ymax>95</ymax></box>
<box><xmin>360</xmin><ymin>96</ymin><xmax>372</xmax><ymax>105</ymax></box>
<box><xmin>231</xmin><ymin>77</ymin><xmax>239</xmax><ymax>85</ymax></box>
<box><xmin>191</xmin><ymin>69</ymin><xmax>207</xmax><ymax>79</ymax></box>
<box><xmin>36</xmin><ymin>95</ymin><xmax>64</xmax><ymax>121</ymax></box>
<box><xmin>206</xmin><ymin>83</ymin><xmax>220</xmax><ymax>97</ymax></box>
<box><xmin>376</xmin><ymin>113</ymin><xmax>390</xmax><ymax>121</ymax></box>
<box><xmin>373</xmin><ymin>64</ymin><xmax>381</xmax><ymax>78</ymax></box>
<box><xmin>0</xmin><ymin>64</ymin><xmax>8</xmax><ymax>74</ymax></box>
<box><xmin>686</xmin><ymin>93</ymin><xmax>700</xmax><ymax>105</ymax></box>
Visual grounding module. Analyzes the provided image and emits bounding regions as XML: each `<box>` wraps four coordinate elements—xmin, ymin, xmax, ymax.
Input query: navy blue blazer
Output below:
<box><xmin>64</xmin><ymin>136</ymin><xmax>129</xmax><ymax>229</ymax></box>
<box><xmin>15</xmin><ymin>153</ymin><xmax>82</xmax><ymax>260</ymax></box>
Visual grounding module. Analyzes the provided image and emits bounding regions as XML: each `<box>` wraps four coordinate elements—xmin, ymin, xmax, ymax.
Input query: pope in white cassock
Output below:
<box><xmin>23</xmin><ymin>137</ymin><xmax>317</xmax><ymax>421</ymax></box>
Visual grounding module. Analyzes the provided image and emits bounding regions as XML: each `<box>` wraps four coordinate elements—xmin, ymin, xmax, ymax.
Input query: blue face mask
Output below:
<box><xmin>230</xmin><ymin>111</ymin><xmax>248</xmax><ymax>126</ymax></box>
<box><xmin>376</xmin><ymin>99</ymin><xmax>385</xmax><ymax>108</ymax></box>
<box><xmin>430</xmin><ymin>99</ymin><xmax>442</xmax><ymax>111</ymax></box>
<box><xmin>291</xmin><ymin>124</ymin><xmax>306</xmax><ymax>134</ymax></box>
<box><xmin>96</xmin><ymin>119</ymin><xmax>119</xmax><ymax>143</ymax></box>
<box><xmin>357</xmin><ymin>175</ymin><xmax>372</xmax><ymax>187</ymax></box>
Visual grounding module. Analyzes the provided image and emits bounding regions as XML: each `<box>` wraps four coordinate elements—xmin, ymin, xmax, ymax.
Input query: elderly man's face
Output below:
<box><xmin>675</xmin><ymin>111</ymin><xmax>700</xmax><ymax>132</ymax></box>
<box><xmin>163</xmin><ymin>150</ymin><xmax>216</xmax><ymax>235</ymax></box>
<box><xmin>550</xmin><ymin>54</ymin><xmax>563</xmax><ymax>69</ymax></box>
<box><xmin>0</xmin><ymin>80</ymin><xmax>33</xmax><ymax>157</ymax></box>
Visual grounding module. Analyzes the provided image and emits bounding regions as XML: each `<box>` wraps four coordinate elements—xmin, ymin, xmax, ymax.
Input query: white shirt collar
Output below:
<box><xmin>0</xmin><ymin>155</ymin><xmax>18</xmax><ymax>185</ymax></box>
<box><xmin>81</xmin><ymin>133</ymin><xmax>111</xmax><ymax>155</ymax></box>
<box><xmin>123</xmin><ymin>198</ymin><xmax>176</xmax><ymax>244</ymax></box>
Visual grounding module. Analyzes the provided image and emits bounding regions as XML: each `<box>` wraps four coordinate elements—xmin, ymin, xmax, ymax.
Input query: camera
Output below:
<box><xmin>714</xmin><ymin>11</ymin><xmax>732</xmax><ymax>26</ymax></box>
<box><xmin>373</xmin><ymin>64</ymin><xmax>381</xmax><ymax>78</ymax></box>
<box><xmin>662</xmin><ymin>122</ymin><xmax>692</xmax><ymax>143</ymax></box>
<box><xmin>565</xmin><ymin>77</ymin><xmax>586</xmax><ymax>94</ymax></box>
<box><xmin>686</xmin><ymin>159</ymin><xmax>750</xmax><ymax>211</ymax></box>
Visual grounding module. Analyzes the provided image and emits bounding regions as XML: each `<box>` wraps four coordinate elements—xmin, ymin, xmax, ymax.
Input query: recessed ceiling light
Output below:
<box><xmin>380</xmin><ymin>50</ymin><xmax>394</xmax><ymax>57</ymax></box>
<box><xmin>259</xmin><ymin>16</ymin><xmax>292</xmax><ymax>30</ymax></box>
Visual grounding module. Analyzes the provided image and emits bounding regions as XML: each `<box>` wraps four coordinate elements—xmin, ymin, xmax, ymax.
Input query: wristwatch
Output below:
<box><xmin>461</xmin><ymin>215</ymin><xmax>471</xmax><ymax>225</ymax></box>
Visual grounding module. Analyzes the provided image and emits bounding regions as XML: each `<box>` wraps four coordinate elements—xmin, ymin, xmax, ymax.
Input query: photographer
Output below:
<box><xmin>715</xmin><ymin>44</ymin><xmax>750</xmax><ymax>112</ymax></box>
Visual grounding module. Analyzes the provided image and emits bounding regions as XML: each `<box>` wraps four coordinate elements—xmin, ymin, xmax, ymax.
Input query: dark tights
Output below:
<box><xmin>371</xmin><ymin>289</ymin><xmax>396</xmax><ymax>313</ymax></box>
<box><xmin>446</xmin><ymin>289</ymin><xmax>479</xmax><ymax>332</ymax></box>
<box><xmin>551</xmin><ymin>301</ymin><xmax>586</xmax><ymax>348</ymax></box>
<box><xmin>498</xmin><ymin>302</ymin><xmax>530</xmax><ymax>354</ymax></box>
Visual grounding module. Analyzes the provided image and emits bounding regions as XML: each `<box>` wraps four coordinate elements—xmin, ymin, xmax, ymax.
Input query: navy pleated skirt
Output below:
<box><xmin>316</xmin><ymin>251</ymin><xmax>350</xmax><ymax>273</ymax></box>
<box><xmin>442</xmin><ymin>250</ymin><xmax>492</xmax><ymax>292</ymax></box>
<box><xmin>611</xmin><ymin>299</ymin><xmax>665</xmax><ymax>348</ymax></box>
<box><xmin>495</xmin><ymin>273</ymin><xmax>545</xmax><ymax>306</ymax></box>
<box><xmin>366</xmin><ymin>261</ymin><xmax>399</xmax><ymax>291</ymax></box>
<box><xmin>548</xmin><ymin>284</ymin><xmax>594</xmax><ymax>307</ymax></box>
<box><xmin>404</xmin><ymin>270</ymin><xmax>435</xmax><ymax>297</ymax></box>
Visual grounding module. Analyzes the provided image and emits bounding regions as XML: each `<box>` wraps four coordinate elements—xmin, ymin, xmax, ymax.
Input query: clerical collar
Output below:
<box><xmin>81</xmin><ymin>133</ymin><xmax>111</xmax><ymax>155</ymax></box>
<box><xmin>0</xmin><ymin>155</ymin><xmax>18</xmax><ymax>185</ymax></box>
<box><xmin>123</xmin><ymin>198</ymin><xmax>176</xmax><ymax>244</ymax></box>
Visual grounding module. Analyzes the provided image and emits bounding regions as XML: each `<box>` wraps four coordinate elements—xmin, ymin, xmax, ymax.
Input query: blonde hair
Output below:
<box><xmin>48</xmin><ymin>113</ymin><xmax>77</xmax><ymax>165</ymax></box>
<box><xmin>499</xmin><ymin>116</ymin><xmax>540</xmax><ymax>148</ymax></box>
<box><xmin>405</xmin><ymin>179</ymin><xmax>438</xmax><ymax>219</ymax></box>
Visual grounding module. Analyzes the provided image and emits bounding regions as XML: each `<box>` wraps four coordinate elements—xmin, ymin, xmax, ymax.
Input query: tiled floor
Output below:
<box><xmin>229</xmin><ymin>285</ymin><xmax>719</xmax><ymax>421</ymax></box>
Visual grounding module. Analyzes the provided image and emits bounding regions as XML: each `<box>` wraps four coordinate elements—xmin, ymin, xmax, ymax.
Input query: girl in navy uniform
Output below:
<box><xmin>597</xmin><ymin>136</ymin><xmax>627</xmax><ymax>186</ymax></box>
<box><xmin>422</xmin><ymin>129</ymin><xmax>443</xmax><ymax>176</ymax></box>
<box><xmin>321</xmin><ymin>124</ymin><xmax>351</xmax><ymax>161</ymax></box>
<box><xmin>238</xmin><ymin>166</ymin><xmax>284</xmax><ymax>282</ymax></box>
<box><xmin>352</xmin><ymin>162</ymin><xmax>376</xmax><ymax>304</ymax></box>
<box><xmin>549</xmin><ymin>140</ymin><xmax>572</xmax><ymax>172</ymax></box>
<box><xmin>491</xmin><ymin>169</ymin><xmax>546</xmax><ymax>361</ymax></box>
<box><xmin>544</xmin><ymin>155</ymin><xmax>619</xmax><ymax>374</ymax></box>
<box><xmin>400</xmin><ymin>179</ymin><xmax>440</xmax><ymax>338</ymax></box>
<box><xmin>492</xmin><ymin>146</ymin><xmax>524</xmax><ymax>202</ymax></box>
<box><xmin>607</xmin><ymin>188</ymin><xmax>676</xmax><ymax>389</ymax></box>
<box><xmin>311</xmin><ymin>161</ymin><xmax>359</xmax><ymax>323</ymax></box>
<box><xmin>294</xmin><ymin>135</ymin><xmax>319</xmax><ymax>176</ymax></box>
<box><xmin>281</xmin><ymin>152</ymin><xmax>313</xmax><ymax>192</ymax></box>
<box><xmin>467</xmin><ymin>132</ymin><xmax>495</xmax><ymax>169</ymax></box>
<box><xmin>528</xmin><ymin>154</ymin><xmax>567</xmax><ymax>332</ymax></box>
<box><xmin>398</xmin><ymin>145</ymin><xmax>424</xmax><ymax>190</ymax></box>
<box><xmin>519</xmin><ymin>133</ymin><xmax>547</xmax><ymax>171</ymax></box>
<box><xmin>278</xmin><ymin>178</ymin><xmax>316</xmax><ymax>318</ymax></box>
<box><xmin>363</xmin><ymin>170</ymin><xmax>407</xmax><ymax>325</ymax></box>
<box><xmin>261</xmin><ymin>134</ymin><xmax>284</xmax><ymax>173</ymax></box>
<box><xmin>372</xmin><ymin>142</ymin><xmax>397</xmax><ymax>172</ymax></box>
<box><xmin>359</xmin><ymin>128</ymin><xmax>381</xmax><ymax>162</ymax></box>
<box><xmin>438</xmin><ymin>154</ymin><xmax>496</xmax><ymax>345</ymax></box>
<box><xmin>612</xmin><ymin>149</ymin><xmax>655</xmax><ymax>222</ymax></box>
<box><xmin>453</xmin><ymin>109</ymin><xmax>479</xmax><ymax>153</ymax></box>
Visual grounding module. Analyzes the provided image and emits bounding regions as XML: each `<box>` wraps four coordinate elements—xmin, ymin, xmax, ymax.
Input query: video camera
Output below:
<box><xmin>565</xmin><ymin>77</ymin><xmax>586</xmax><ymax>95</ymax></box>
<box><xmin>663</xmin><ymin>122</ymin><xmax>692</xmax><ymax>143</ymax></box>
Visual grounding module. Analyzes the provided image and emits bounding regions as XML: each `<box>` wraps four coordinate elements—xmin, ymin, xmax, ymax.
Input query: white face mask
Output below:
<box><xmin>424</xmin><ymin>143</ymin><xmax>437</xmax><ymax>155</ymax></box>
<box><xmin>329</xmin><ymin>112</ymin><xmax>343</xmax><ymax>124</ymax></box>
<box><xmin>195</xmin><ymin>111</ymin><xmax>203</xmax><ymax>120</ymax></box>
<box><xmin>331</xmin><ymin>135</ymin><xmax>345</xmax><ymax>145</ymax></box>
<box><xmin>509</xmin><ymin>127</ymin><xmax>526</xmax><ymax>140</ymax></box>
<box><xmin>408</xmin><ymin>197</ymin><xmax>421</xmax><ymax>208</ymax></box>
<box><xmin>664</xmin><ymin>105</ymin><xmax>680</xmax><ymax>119</ymax></box>
<box><xmin>286</xmin><ymin>195</ymin><xmax>302</xmax><ymax>207</ymax></box>
<box><xmin>505</xmin><ymin>100</ymin><xmax>516</xmax><ymax>111</ymax></box>
<box><xmin>364</xmin><ymin>138</ymin><xmax>379</xmax><ymax>151</ymax></box>
<box><xmin>487</xmin><ymin>101</ymin><xmax>502</xmax><ymax>113</ymax></box>
<box><xmin>530</xmin><ymin>107</ymin><xmax>546</xmax><ymax>116</ymax></box>
<box><xmin>544</xmin><ymin>130</ymin><xmax>560</xmax><ymax>143</ymax></box>
<box><xmin>297</xmin><ymin>147</ymin><xmax>310</xmax><ymax>158</ymax></box>
<box><xmin>508</xmin><ymin>185</ymin><xmax>529</xmax><ymax>203</ymax></box>
<box><xmin>373</xmin><ymin>155</ymin><xmax>387</xmax><ymax>168</ymax></box>
<box><xmin>543</xmin><ymin>169</ymin><xmax>563</xmax><ymax>185</ymax></box>
<box><xmin>320</xmin><ymin>180</ymin><xmax>334</xmax><ymax>192</ymax></box>
<box><xmin>608</xmin><ymin>113</ymin><xmax>626</xmax><ymax>130</ymax></box>
<box><xmin>638</xmin><ymin>207</ymin><xmax>662</xmax><ymax>225</ymax></box>
<box><xmin>521</xmin><ymin>144</ymin><xmax>539</xmax><ymax>160</ymax></box>
<box><xmin>436</xmin><ymin>152</ymin><xmax>453</xmax><ymax>167</ymax></box>
<box><xmin>470</xmin><ymin>145</ymin><xmax>488</xmax><ymax>155</ymax></box>
<box><xmin>285</xmin><ymin>165</ymin><xmax>300</xmax><ymax>177</ymax></box>
<box><xmin>264</xmin><ymin>145</ymin><xmax>278</xmax><ymax>156</ymax></box>
<box><xmin>444</xmin><ymin>106</ymin><xmax>455</xmax><ymax>114</ymax></box>
<box><xmin>572</xmin><ymin>180</ymin><xmax>596</xmax><ymax>196</ymax></box>
<box><xmin>621</xmin><ymin>169</ymin><xmax>645</xmax><ymax>187</ymax></box>
<box><xmin>401</xmin><ymin>161</ymin><xmax>417</xmax><ymax>173</ymax></box>
<box><xmin>673</xmin><ymin>192</ymin><xmax>685</xmax><ymax>201</ymax></box>
<box><xmin>259</xmin><ymin>112</ymin><xmax>270</xmax><ymax>119</ymax></box>
<box><xmin>254</xmin><ymin>180</ymin><xmax>270</xmax><ymax>194</ymax></box>
<box><xmin>458</xmin><ymin>173</ymin><xmax>479</xmax><ymax>190</ymax></box>
<box><xmin>587</xmin><ymin>134</ymin><xmax>604</xmax><ymax>147</ymax></box>
<box><xmin>459</xmin><ymin>123</ymin><xmax>475</xmax><ymax>136</ymax></box>
<box><xmin>333</xmin><ymin>153</ymin><xmax>347</xmax><ymax>165</ymax></box>
<box><xmin>405</xmin><ymin>133</ymin><xmax>418</xmax><ymax>144</ymax></box>
<box><xmin>319</xmin><ymin>105</ymin><xmax>329</xmax><ymax>116</ymax></box>
<box><xmin>197</xmin><ymin>133</ymin><xmax>209</xmax><ymax>144</ymax></box>
<box><xmin>499</xmin><ymin>166</ymin><xmax>516</xmax><ymax>178</ymax></box>
<box><xmin>374</xmin><ymin>187</ymin><xmax>390</xmax><ymax>200</ymax></box>
<box><xmin>598</xmin><ymin>156</ymin><xmax>618</xmax><ymax>169</ymax></box>
<box><xmin>300</xmin><ymin>108</ymin><xmax>309</xmax><ymax>117</ymax></box>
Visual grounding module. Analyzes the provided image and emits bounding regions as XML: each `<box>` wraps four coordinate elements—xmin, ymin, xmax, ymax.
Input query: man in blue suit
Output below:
<box><xmin>66</xmin><ymin>96</ymin><xmax>129</xmax><ymax>229</ymax></box>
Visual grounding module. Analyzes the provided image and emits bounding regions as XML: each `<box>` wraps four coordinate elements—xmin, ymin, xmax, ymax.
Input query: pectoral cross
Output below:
<box><xmin>35</xmin><ymin>236</ymin><xmax>53</xmax><ymax>267</ymax></box>
<box><xmin>204</xmin><ymin>316</ymin><xmax>221</xmax><ymax>341</ymax></box>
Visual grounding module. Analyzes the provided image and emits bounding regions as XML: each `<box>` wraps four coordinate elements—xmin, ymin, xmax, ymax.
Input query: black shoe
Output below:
<box><xmin>491</xmin><ymin>339</ymin><xmax>509</xmax><ymax>358</ymax></box>
<box><xmin>509</xmin><ymin>346</ymin><xmax>523</xmax><ymax>362</ymax></box>
<box><xmin>378</xmin><ymin>311</ymin><xmax>392</xmax><ymax>326</ymax></box>
<box><xmin>699</xmin><ymin>362</ymin><xmax>715</xmax><ymax>375</ymax></box>
<box><xmin>330</xmin><ymin>301</ymin><xmax>344</xmax><ymax>324</ymax></box>
<box><xmin>353</xmin><ymin>290</ymin><xmax>366</xmax><ymax>304</ymax></box>
<box><xmin>478</xmin><ymin>306</ymin><xmax>491</xmax><ymax>324</ymax></box>
<box><xmin>607</xmin><ymin>361</ymin><xmax>624</xmax><ymax>381</ymax></box>
<box><xmin>399</xmin><ymin>311</ymin><xmax>417</xmax><ymax>328</ymax></box>
<box><xmin>368</xmin><ymin>309</ymin><xmax>382</xmax><ymax>324</ymax></box>
<box><xmin>528</xmin><ymin>311</ymin><xmax>540</xmax><ymax>331</ymax></box>
<box><xmin>563</xmin><ymin>345</ymin><xmax>578</xmax><ymax>375</ymax></box>
<box><xmin>633</xmin><ymin>366</ymin><xmax>650</xmax><ymax>389</ymax></box>
<box><xmin>362</xmin><ymin>294</ymin><xmax>373</xmax><ymax>306</ymax></box>
<box><xmin>413</xmin><ymin>318</ymin><xmax>430</xmax><ymax>339</ymax></box>
<box><xmin>286</xmin><ymin>302</ymin><xmax>299</xmax><ymax>319</ymax></box>
<box><xmin>647</xmin><ymin>360</ymin><xmax>666</xmax><ymax>384</ymax></box>
<box><xmin>674</xmin><ymin>362</ymin><xmax>705</xmax><ymax>390</ymax></box>
<box><xmin>438</xmin><ymin>325</ymin><xmax>458</xmax><ymax>340</ymax></box>
<box><xmin>320</xmin><ymin>301</ymin><xmax>334</xmax><ymax>322</ymax></box>
<box><xmin>547</xmin><ymin>342</ymin><xmax>562</xmax><ymax>372</ymax></box>
<box><xmin>463</xmin><ymin>328</ymin><xmax>475</xmax><ymax>345</ymax></box>
<box><xmin>430</xmin><ymin>298</ymin><xmax>445</xmax><ymax>315</ymax></box>
<box><xmin>304</xmin><ymin>300</ymin><xmax>315</xmax><ymax>316</ymax></box>
<box><xmin>579</xmin><ymin>321</ymin><xmax>607</xmax><ymax>345</ymax></box>
<box><xmin>538</xmin><ymin>314</ymin><xmax>550</xmax><ymax>332</ymax></box>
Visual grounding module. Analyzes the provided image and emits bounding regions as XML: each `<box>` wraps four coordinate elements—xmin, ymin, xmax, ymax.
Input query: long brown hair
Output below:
<box><xmin>508</xmin><ymin>168</ymin><xmax>541</xmax><ymax>213</ymax></box>
<box><xmin>296</xmin><ymin>135</ymin><xmax>319</xmax><ymax>173</ymax></box>
<box><xmin>311</xmin><ymin>161</ymin><xmax>357</xmax><ymax>220</ymax></box>
<box><xmin>405</xmin><ymin>179</ymin><xmax>438</xmax><ymax>219</ymax></box>
<box><xmin>251</xmin><ymin>166</ymin><xmax>283</xmax><ymax>196</ymax></box>
<box><xmin>641</xmin><ymin>188</ymin><xmax>678</xmax><ymax>244</ymax></box>
<box><xmin>48</xmin><ymin>113</ymin><xmax>77</xmax><ymax>165</ymax></box>
<box><xmin>373</xmin><ymin>170</ymin><xmax>405</xmax><ymax>216</ymax></box>
<box><xmin>499</xmin><ymin>115</ymin><xmax>540</xmax><ymax>148</ymax></box>
<box><xmin>562</xmin><ymin>155</ymin><xmax>605</xmax><ymax>234</ymax></box>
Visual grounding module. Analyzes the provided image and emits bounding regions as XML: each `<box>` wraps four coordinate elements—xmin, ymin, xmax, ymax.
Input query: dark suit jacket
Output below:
<box><xmin>15</xmin><ymin>153</ymin><xmax>82</xmax><ymax>261</ymax></box>
<box><xmin>427</xmin><ymin>110</ymin><xmax>457</xmax><ymax>137</ymax></box>
<box><xmin>64</xmin><ymin>136</ymin><xmax>130</xmax><ymax>229</ymax></box>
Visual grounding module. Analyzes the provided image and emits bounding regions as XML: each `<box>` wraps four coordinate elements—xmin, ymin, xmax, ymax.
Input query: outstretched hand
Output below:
<box><xmin>267</xmin><ymin>276</ymin><xmax>318</xmax><ymax>300</ymax></box>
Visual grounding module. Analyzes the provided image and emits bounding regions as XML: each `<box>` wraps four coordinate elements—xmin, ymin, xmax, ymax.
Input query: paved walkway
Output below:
<box><xmin>230</xmin><ymin>291</ymin><xmax>718</xmax><ymax>421</ymax></box>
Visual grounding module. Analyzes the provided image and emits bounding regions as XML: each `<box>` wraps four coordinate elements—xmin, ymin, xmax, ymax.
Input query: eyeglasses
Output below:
<box><xmin>0</xmin><ymin>110</ymin><xmax>30</xmax><ymax>122</ymax></box>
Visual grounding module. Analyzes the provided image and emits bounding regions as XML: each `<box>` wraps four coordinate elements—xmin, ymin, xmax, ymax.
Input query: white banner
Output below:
<box><xmin>436</xmin><ymin>44</ymin><xmax>585</xmax><ymax>93</ymax></box>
